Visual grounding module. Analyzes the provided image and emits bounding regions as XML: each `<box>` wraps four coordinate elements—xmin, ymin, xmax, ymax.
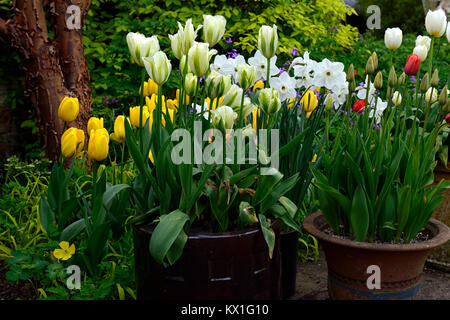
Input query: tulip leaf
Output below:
<box><xmin>252</xmin><ymin>169</ymin><xmax>283</xmax><ymax>206</ymax></box>
<box><xmin>60</xmin><ymin>219</ymin><xmax>86</xmax><ymax>242</ymax></box>
<box><xmin>39</xmin><ymin>196</ymin><xmax>55</xmax><ymax>233</ymax></box>
<box><xmin>259</xmin><ymin>214</ymin><xmax>275</xmax><ymax>259</ymax></box>
<box><xmin>103</xmin><ymin>184</ymin><xmax>131</xmax><ymax>210</ymax></box>
<box><xmin>350</xmin><ymin>185</ymin><xmax>369</xmax><ymax>242</ymax></box>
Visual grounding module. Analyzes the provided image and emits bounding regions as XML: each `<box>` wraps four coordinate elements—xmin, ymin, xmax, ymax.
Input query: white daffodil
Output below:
<box><xmin>210</xmin><ymin>55</ymin><xmax>233</xmax><ymax>75</ymax></box>
<box><xmin>248</xmin><ymin>50</ymin><xmax>280</xmax><ymax>80</ymax></box>
<box><xmin>188</xmin><ymin>42</ymin><xmax>217</xmax><ymax>77</ymax></box>
<box><xmin>178</xmin><ymin>19</ymin><xmax>202</xmax><ymax>55</ymax></box>
<box><xmin>227</xmin><ymin>55</ymin><xmax>247</xmax><ymax>82</ymax></box>
<box><xmin>384</xmin><ymin>27</ymin><xmax>403</xmax><ymax>50</ymax></box>
<box><xmin>415</xmin><ymin>35</ymin><xmax>432</xmax><ymax>51</ymax></box>
<box><xmin>269</xmin><ymin>72</ymin><xmax>297</xmax><ymax>101</ymax></box>
<box><xmin>413</xmin><ymin>45</ymin><xmax>428</xmax><ymax>61</ymax></box>
<box><xmin>143</xmin><ymin>51</ymin><xmax>171</xmax><ymax>85</ymax></box>
<box><xmin>425</xmin><ymin>9</ymin><xmax>447</xmax><ymax>38</ymax></box>
<box><xmin>330</xmin><ymin>82</ymin><xmax>349</xmax><ymax>107</ymax></box>
<box><xmin>203</xmin><ymin>15</ymin><xmax>227</xmax><ymax>47</ymax></box>
<box><xmin>126</xmin><ymin>32</ymin><xmax>160</xmax><ymax>66</ymax></box>
<box><xmin>258</xmin><ymin>25</ymin><xmax>278</xmax><ymax>59</ymax></box>
<box><xmin>292</xmin><ymin>52</ymin><xmax>319</xmax><ymax>89</ymax></box>
<box><xmin>356</xmin><ymin>76</ymin><xmax>376</xmax><ymax>103</ymax></box>
<box><xmin>314</xmin><ymin>58</ymin><xmax>346</xmax><ymax>90</ymax></box>
<box><xmin>369</xmin><ymin>97</ymin><xmax>388</xmax><ymax>123</ymax></box>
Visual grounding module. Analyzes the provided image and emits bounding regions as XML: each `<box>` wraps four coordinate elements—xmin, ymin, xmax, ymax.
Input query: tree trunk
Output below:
<box><xmin>0</xmin><ymin>0</ymin><xmax>92</xmax><ymax>161</ymax></box>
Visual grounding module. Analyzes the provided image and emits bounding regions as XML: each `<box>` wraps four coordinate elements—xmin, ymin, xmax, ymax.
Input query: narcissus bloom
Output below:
<box><xmin>87</xmin><ymin>117</ymin><xmax>104</xmax><ymax>136</ymax></box>
<box><xmin>61</xmin><ymin>127</ymin><xmax>85</xmax><ymax>159</ymax></box>
<box><xmin>88</xmin><ymin>128</ymin><xmax>109</xmax><ymax>161</ymax></box>
<box><xmin>404</xmin><ymin>54</ymin><xmax>421</xmax><ymax>75</ymax></box>
<box><xmin>425</xmin><ymin>9</ymin><xmax>447</xmax><ymax>37</ymax></box>
<box><xmin>384</xmin><ymin>27</ymin><xmax>403</xmax><ymax>50</ymax></box>
<box><xmin>58</xmin><ymin>97</ymin><xmax>79</xmax><ymax>122</ymax></box>
<box><xmin>53</xmin><ymin>241</ymin><xmax>75</xmax><ymax>261</ymax></box>
<box><xmin>110</xmin><ymin>115</ymin><xmax>126</xmax><ymax>143</ymax></box>
<box><xmin>352</xmin><ymin>100</ymin><xmax>366</xmax><ymax>113</ymax></box>
<box><xmin>203</xmin><ymin>15</ymin><xmax>227</xmax><ymax>48</ymax></box>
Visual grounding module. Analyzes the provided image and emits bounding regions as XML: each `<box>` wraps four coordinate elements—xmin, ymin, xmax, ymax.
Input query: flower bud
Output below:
<box><xmin>177</xmin><ymin>19</ymin><xmax>202</xmax><ymax>56</ymax></box>
<box><xmin>365</xmin><ymin>56</ymin><xmax>375</xmax><ymax>74</ymax></box>
<box><xmin>413</xmin><ymin>45</ymin><xmax>428</xmax><ymax>61</ymax></box>
<box><xmin>325</xmin><ymin>96</ymin><xmax>334</xmax><ymax>113</ymax></box>
<box><xmin>384</xmin><ymin>27</ymin><xmax>403</xmax><ymax>50</ymax></box>
<box><xmin>87</xmin><ymin>117</ymin><xmax>104</xmax><ymax>136</ymax></box>
<box><xmin>404</xmin><ymin>54</ymin><xmax>421</xmax><ymax>76</ymax></box>
<box><xmin>126</xmin><ymin>33</ymin><xmax>160</xmax><ymax>66</ymax></box>
<box><xmin>143</xmin><ymin>51</ymin><xmax>172</xmax><ymax>85</ymax></box>
<box><xmin>398</xmin><ymin>72</ymin><xmax>406</xmax><ymax>86</ymax></box>
<box><xmin>346</xmin><ymin>64</ymin><xmax>355</xmax><ymax>83</ymax></box>
<box><xmin>425</xmin><ymin>87</ymin><xmax>438</xmax><ymax>104</ymax></box>
<box><xmin>140</xmin><ymin>78</ymin><xmax>158</xmax><ymax>97</ymax></box>
<box><xmin>392</xmin><ymin>91</ymin><xmax>402</xmax><ymax>106</ymax></box>
<box><xmin>168</xmin><ymin>32</ymin><xmax>183</xmax><ymax>60</ymax></box>
<box><xmin>211</xmin><ymin>105</ymin><xmax>237</xmax><ymax>131</ymax></box>
<box><xmin>352</xmin><ymin>99</ymin><xmax>366</xmax><ymax>113</ymax></box>
<box><xmin>58</xmin><ymin>97</ymin><xmax>79</xmax><ymax>122</ymax></box>
<box><xmin>371</xmin><ymin>52</ymin><xmax>378</xmax><ymax>70</ymax></box>
<box><xmin>179</xmin><ymin>55</ymin><xmax>190</xmax><ymax>76</ymax></box>
<box><xmin>221</xmin><ymin>84</ymin><xmax>243</xmax><ymax>108</ymax></box>
<box><xmin>188</xmin><ymin>42</ymin><xmax>217</xmax><ymax>77</ymax></box>
<box><xmin>88</xmin><ymin>128</ymin><xmax>109</xmax><ymax>162</ymax></box>
<box><xmin>439</xmin><ymin>85</ymin><xmax>448</xmax><ymax>106</ymax></box>
<box><xmin>184</xmin><ymin>73</ymin><xmax>198</xmax><ymax>97</ymax></box>
<box><xmin>420</xmin><ymin>73</ymin><xmax>429</xmax><ymax>93</ymax></box>
<box><xmin>110</xmin><ymin>115</ymin><xmax>126</xmax><ymax>144</ymax></box>
<box><xmin>206</xmin><ymin>71</ymin><xmax>231</xmax><ymax>100</ymax></box>
<box><xmin>387</xmin><ymin>86</ymin><xmax>393</xmax><ymax>99</ymax></box>
<box><xmin>446</xmin><ymin>113</ymin><xmax>450</xmax><ymax>124</ymax></box>
<box><xmin>374</xmin><ymin>71</ymin><xmax>383</xmax><ymax>90</ymax></box>
<box><xmin>388</xmin><ymin>66</ymin><xmax>397</xmax><ymax>87</ymax></box>
<box><xmin>258</xmin><ymin>25</ymin><xmax>278</xmax><ymax>59</ymax></box>
<box><xmin>259</xmin><ymin>88</ymin><xmax>281</xmax><ymax>116</ymax></box>
<box><xmin>61</xmin><ymin>127</ymin><xmax>85</xmax><ymax>159</ymax></box>
<box><xmin>425</xmin><ymin>8</ymin><xmax>447</xmax><ymax>38</ymax></box>
<box><xmin>236</xmin><ymin>64</ymin><xmax>257</xmax><ymax>91</ymax></box>
<box><xmin>203</xmin><ymin>15</ymin><xmax>227</xmax><ymax>48</ymax></box>
<box><xmin>431</xmin><ymin>68</ymin><xmax>439</xmax><ymax>87</ymax></box>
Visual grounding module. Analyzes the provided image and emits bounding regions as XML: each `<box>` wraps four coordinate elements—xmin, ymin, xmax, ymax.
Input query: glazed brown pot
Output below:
<box><xmin>303</xmin><ymin>211</ymin><xmax>450</xmax><ymax>300</ymax></box>
<box><xmin>133</xmin><ymin>220</ymin><xmax>281</xmax><ymax>300</ymax></box>
<box><xmin>428</xmin><ymin>162</ymin><xmax>450</xmax><ymax>271</ymax></box>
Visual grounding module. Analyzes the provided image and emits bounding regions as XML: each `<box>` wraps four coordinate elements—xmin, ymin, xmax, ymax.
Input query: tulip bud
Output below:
<box><xmin>439</xmin><ymin>85</ymin><xmax>448</xmax><ymax>106</ymax></box>
<box><xmin>398</xmin><ymin>72</ymin><xmax>406</xmax><ymax>86</ymax></box>
<box><xmin>300</xmin><ymin>90</ymin><xmax>319</xmax><ymax>113</ymax></box>
<box><xmin>365</xmin><ymin>56</ymin><xmax>375</xmax><ymax>74</ymax></box>
<box><xmin>371</xmin><ymin>52</ymin><xmax>378</xmax><ymax>70</ymax></box>
<box><xmin>61</xmin><ymin>128</ymin><xmax>85</xmax><ymax>159</ymax></box>
<box><xmin>374</xmin><ymin>71</ymin><xmax>383</xmax><ymax>90</ymax></box>
<box><xmin>221</xmin><ymin>84</ymin><xmax>243</xmax><ymax>108</ymax></box>
<box><xmin>206</xmin><ymin>71</ymin><xmax>231</xmax><ymax>100</ymax></box>
<box><xmin>179</xmin><ymin>55</ymin><xmax>190</xmax><ymax>77</ymax></box>
<box><xmin>129</xmin><ymin>106</ymin><xmax>150</xmax><ymax>128</ymax></box>
<box><xmin>88</xmin><ymin>128</ymin><xmax>109</xmax><ymax>162</ymax></box>
<box><xmin>446</xmin><ymin>113</ymin><xmax>450</xmax><ymax>124</ymax></box>
<box><xmin>188</xmin><ymin>42</ymin><xmax>217</xmax><ymax>77</ymax></box>
<box><xmin>346</xmin><ymin>64</ymin><xmax>355</xmax><ymax>83</ymax></box>
<box><xmin>236</xmin><ymin>64</ymin><xmax>257</xmax><ymax>91</ymax></box>
<box><xmin>420</xmin><ymin>73</ymin><xmax>429</xmax><ymax>93</ymax></box>
<box><xmin>392</xmin><ymin>91</ymin><xmax>402</xmax><ymax>106</ymax></box>
<box><xmin>259</xmin><ymin>88</ymin><xmax>281</xmax><ymax>116</ymax></box>
<box><xmin>388</xmin><ymin>66</ymin><xmax>397</xmax><ymax>87</ymax></box>
<box><xmin>203</xmin><ymin>15</ymin><xmax>227</xmax><ymax>48</ymax></box>
<box><xmin>425</xmin><ymin>87</ymin><xmax>438</xmax><ymax>104</ymax></box>
<box><xmin>431</xmin><ymin>68</ymin><xmax>439</xmax><ymax>87</ymax></box>
<box><xmin>87</xmin><ymin>117</ymin><xmax>104</xmax><ymax>136</ymax></box>
<box><xmin>232</xmin><ymin>97</ymin><xmax>255</xmax><ymax>120</ymax></box>
<box><xmin>168</xmin><ymin>32</ymin><xmax>183</xmax><ymax>60</ymax></box>
<box><xmin>425</xmin><ymin>8</ymin><xmax>447</xmax><ymax>38</ymax></box>
<box><xmin>184</xmin><ymin>73</ymin><xmax>198</xmax><ymax>97</ymax></box>
<box><xmin>177</xmin><ymin>19</ymin><xmax>202</xmax><ymax>56</ymax></box>
<box><xmin>446</xmin><ymin>100</ymin><xmax>450</xmax><ymax>113</ymax></box>
<box><xmin>110</xmin><ymin>115</ymin><xmax>126</xmax><ymax>144</ymax></box>
<box><xmin>143</xmin><ymin>51</ymin><xmax>172</xmax><ymax>85</ymax></box>
<box><xmin>352</xmin><ymin>100</ymin><xmax>366</xmax><ymax>113</ymax></box>
<box><xmin>413</xmin><ymin>45</ymin><xmax>428</xmax><ymax>61</ymax></box>
<box><xmin>325</xmin><ymin>96</ymin><xmax>334</xmax><ymax>113</ymax></box>
<box><xmin>126</xmin><ymin>33</ymin><xmax>160</xmax><ymax>66</ymax></box>
<box><xmin>404</xmin><ymin>54</ymin><xmax>421</xmax><ymax>76</ymax></box>
<box><xmin>58</xmin><ymin>97</ymin><xmax>79</xmax><ymax>122</ymax></box>
<box><xmin>258</xmin><ymin>25</ymin><xmax>278</xmax><ymax>59</ymax></box>
<box><xmin>211</xmin><ymin>106</ymin><xmax>237</xmax><ymax>131</ymax></box>
<box><xmin>387</xmin><ymin>86</ymin><xmax>393</xmax><ymax>99</ymax></box>
<box><xmin>384</xmin><ymin>27</ymin><xmax>403</xmax><ymax>50</ymax></box>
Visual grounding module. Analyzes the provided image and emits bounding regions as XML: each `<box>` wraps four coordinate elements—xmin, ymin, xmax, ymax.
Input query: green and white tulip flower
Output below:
<box><xmin>126</xmin><ymin>32</ymin><xmax>160</xmax><ymax>66</ymax></box>
<box><xmin>188</xmin><ymin>42</ymin><xmax>217</xmax><ymax>77</ymax></box>
<box><xmin>258</xmin><ymin>25</ymin><xmax>278</xmax><ymax>59</ymax></box>
<box><xmin>384</xmin><ymin>27</ymin><xmax>402</xmax><ymax>50</ymax></box>
<box><xmin>178</xmin><ymin>19</ymin><xmax>202</xmax><ymax>56</ymax></box>
<box><xmin>169</xmin><ymin>32</ymin><xmax>183</xmax><ymax>60</ymax></box>
<box><xmin>392</xmin><ymin>91</ymin><xmax>402</xmax><ymax>106</ymax></box>
<box><xmin>221</xmin><ymin>84</ymin><xmax>243</xmax><ymax>109</ymax></box>
<box><xmin>143</xmin><ymin>51</ymin><xmax>172</xmax><ymax>85</ymax></box>
<box><xmin>425</xmin><ymin>87</ymin><xmax>438</xmax><ymax>104</ymax></box>
<box><xmin>203</xmin><ymin>15</ymin><xmax>227</xmax><ymax>48</ymax></box>
<box><xmin>259</xmin><ymin>88</ymin><xmax>281</xmax><ymax>116</ymax></box>
<box><xmin>425</xmin><ymin>9</ymin><xmax>447</xmax><ymax>38</ymax></box>
<box><xmin>236</xmin><ymin>64</ymin><xmax>257</xmax><ymax>91</ymax></box>
<box><xmin>205</xmin><ymin>71</ymin><xmax>231</xmax><ymax>100</ymax></box>
<box><xmin>184</xmin><ymin>73</ymin><xmax>198</xmax><ymax>97</ymax></box>
<box><xmin>211</xmin><ymin>106</ymin><xmax>237</xmax><ymax>131</ymax></box>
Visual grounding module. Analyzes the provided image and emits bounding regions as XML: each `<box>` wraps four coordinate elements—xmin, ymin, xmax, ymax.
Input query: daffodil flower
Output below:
<box><xmin>53</xmin><ymin>241</ymin><xmax>76</xmax><ymax>261</ymax></box>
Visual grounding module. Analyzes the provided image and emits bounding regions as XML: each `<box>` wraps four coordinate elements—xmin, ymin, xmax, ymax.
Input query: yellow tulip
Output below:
<box><xmin>140</xmin><ymin>78</ymin><xmax>159</xmax><ymax>97</ymax></box>
<box><xmin>162</xmin><ymin>108</ymin><xmax>175</xmax><ymax>126</ymax></box>
<box><xmin>53</xmin><ymin>241</ymin><xmax>76</xmax><ymax>261</ymax></box>
<box><xmin>110</xmin><ymin>115</ymin><xmax>126</xmax><ymax>143</ymax></box>
<box><xmin>252</xmin><ymin>80</ymin><xmax>264</xmax><ymax>92</ymax></box>
<box><xmin>61</xmin><ymin>127</ymin><xmax>85</xmax><ymax>159</ymax></box>
<box><xmin>287</xmin><ymin>99</ymin><xmax>296</xmax><ymax>109</ymax></box>
<box><xmin>88</xmin><ymin>128</ymin><xmax>109</xmax><ymax>161</ymax></box>
<box><xmin>300</xmin><ymin>90</ymin><xmax>318</xmax><ymax>113</ymax></box>
<box><xmin>58</xmin><ymin>97</ymin><xmax>79</xmax><ymax>122</ymax></box>
<box><xmin>87</xmin><ymin>117</ymin><xmax>104</xmax><ymax>135</ymax></box>
<box><xmin>149</xmin><ymin>149</ymin><xmax>154</xmax><ymax>163</ymax></box>
<box><xmin>312</xmin><ymin>154</ymin><xmax>318</xmax><ymax>163</ymax></box>
<box><xmin>176</xmin><ymin>89</ymin><xmax>190</xmax><ymax>106</ymax></box>
<box><xmin>252</xmin><ymin>107</ymin><xmax>261</xmax><ymax>131</ymax></box>
<box><xmin>129</xmin><ymin>106</ymin><xmax>150</xmax><ymax>128</ymax></box>
<box><xmin>205</xmin><ymin>96</ymin><xmax>223</xmax><ymax>110</ymax></box>
<box><xmin>166</xmin><ymin>99</ymin><xmax>178</xmax><ymax>110</ymax></box>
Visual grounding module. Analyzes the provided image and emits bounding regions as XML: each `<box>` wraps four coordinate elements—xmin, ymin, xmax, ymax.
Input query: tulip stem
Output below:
<box><xmin>238</xmin><ymin>92</ymin><xmax>245</xmax><ymax>128</ymax></box>
<box><xmin>59</xmin><ymin>122</ymin><xmax>67</xmax><ymax>167</ymax></box>
<box><xmin>422</xmin><ymin>87</ymin><xmax>435</xmax><ymax>137</ymax></box>
<box><xmin>265</xmin><ymin>58</ymin><xmax>270</xmax><ymax>89</ymax></box>
<box><xmin>427</xmin><ymin>38</ymin><xmax>434</xmax><ymax>87</ymax></box>
<box><xmin>139</xmin><ymin>69</ymin><xmax>146</xmax><ymax>154</ymax></box>
<box><xmin>120</xmin><ymin>143</ymin><xmax>125</xmax><ymax>184</ymax></box>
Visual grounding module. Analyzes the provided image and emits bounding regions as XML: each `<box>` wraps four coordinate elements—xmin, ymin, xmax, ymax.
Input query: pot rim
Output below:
<box><xmin>303</xmin><ymin>211</ymin><xmax>450</xmax><ymax>252</ymax></box>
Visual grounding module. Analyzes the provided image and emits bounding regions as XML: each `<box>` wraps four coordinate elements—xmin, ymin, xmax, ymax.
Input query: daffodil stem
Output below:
<box><xmin>139</xmin><ymin>69</ymin><xmax>146</xmax><ymax>154</ymax></box>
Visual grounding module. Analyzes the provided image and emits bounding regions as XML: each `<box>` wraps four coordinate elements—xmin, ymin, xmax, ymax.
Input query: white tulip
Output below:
<box><xmin>143</xmin><ymin>51</ymin><xmax>172</xmax><ymax>85</ymax></box>
<box><xmin>221</xmin><ymin>84</ymin><xmax>243</xmax><ymax>108</ymax></box>
<box><xmin>179</xmin><ymin>55</ymin><xmax>190</xmax><ymax>76</ymax></box>
<box><xmin>205</xmin><ymin>71</ymin><xmax>231</xmax><ymax>100</ymax></box>
<box><xmin>126</xmin><ymin>32</ymin><xmax>160</xmax><ymax>66</ymax></box>
<box><xmin>178</xmin><ymin>19</ymin><xmax>202</xmax><ymax>56</ymax></box>
<box><xmin>258</xmin><ymin>25</ymin><xmax>278</xmax><ymax>59</ymax></box>
<box><xmin>413</xmin><ymin>45</ymin><xmax>428</xmax><ymax>61</ymax></box>
<box><xmin>425</xmin><ymin>9</ymin><xmax>447</xmax><ymax>37</ymax></box>
<box><xmin>447</xmin><ymin>22</ymin><xmax>450</xmax><ymax>43</ymax></box>
<box><xmin>211</xmin><ymin>106</ymin><xmax>237</xmax><ymax>131</ymax></box>
<box><xmin>425</xmin><ymin>87</ymin><xmax>438</xmax><ymax>104</ymax></box>
<box><xmin>236</xmin><ymin>64</ymin><xmax>257</xmax><ymax>91</ymax></box>
<box><xmin>259</xmin><ymin>88</ymin><xmax>281</xmax><ymax>116</ymax></box>
<box><xmin>203</xmin><ymin>15</ymin><xmax>227</xmax><ymax>47</ymax></box>
<box><xmin>188</xmin><ymin>42</ymin><xmax>217</xmax><ymax>77</ymax></box>
<box><xmin>415</xmin><ymin>35</ymin><xmax>431</xmax><ymax>51</ymax></box>
<box><xmin>392</xmin><ymin>91</ymin><xmax>402</xmax><ymax>106</ymax></box>
<box><xmin>384</xmin><ymin>27</ymin><xmax>403</xmax><ymax>50</ymax></box>
<box><xmin>168</xmin><ymin>32</ymin><xmax>183</xmax><ymax>60</ymax></box>
<box><xmin>184</xmin><ymin>73</ymin><xmax>198</xmax><ymax>97</ymax></box>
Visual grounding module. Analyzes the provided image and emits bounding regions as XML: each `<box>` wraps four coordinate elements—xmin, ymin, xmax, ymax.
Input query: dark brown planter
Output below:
<box><xmin>303</xmin><ymin>211</ymin><xmax>450</xmax><ymax>300</ymax></box>
<box><xmin>280</xmin><ymin>230</ymin><xmax>299</xmax><ymax>299</ymax></box>
<box><xmin>428</xmin><ymin>163</ymin><xmax>450</xmax><ymax>272</ymax></box>
<box><xmin>133</xmin><ymin>220</ymin><xmax>282</xmax><ymax>300</ymax></box>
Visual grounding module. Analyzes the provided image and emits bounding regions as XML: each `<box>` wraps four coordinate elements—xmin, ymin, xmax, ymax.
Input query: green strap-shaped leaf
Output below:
<box><xmin>350</xmin><ymin>185</ymin><xmax>369</xmax><ymax>242</ymax></box>
<box><xmin>60</xmin><ymin>219</ymin><xmax>85</xmax><ymax>242</ymax></box>
<box><xmin>259</xmin><ymin>214</ymin><xmax>275</xmax><ymax>259</ymax></box>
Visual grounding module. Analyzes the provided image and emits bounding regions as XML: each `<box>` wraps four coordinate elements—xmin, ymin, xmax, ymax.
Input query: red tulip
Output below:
<box><xmin>352</xmin><ymin>100</ymin><xmax>366</xmax><ymax>113</ymax></box>
<box><xmin>445</xmin><ymin>113</ymin><xmax>450</xmax><ymax>124</ymax></box>
<box><xmin>404</xmin><ymin>54</ymin><xmax>421</xmax><ymax>76</ymax></box>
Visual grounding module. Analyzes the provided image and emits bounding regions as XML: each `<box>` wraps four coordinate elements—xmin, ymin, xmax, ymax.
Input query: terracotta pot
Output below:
<box><xmin>280</xmin><ymin>230</ymin><xmax>299</xmax><ymax>299</ymax></box>
<box><xmin>133</xmin><ymin>220</ymin><xmax>281</xmax><ymax>300</ymax></box>
<box><xmin>428</xmin><ymin>163</ymin><xmax>450</xmax><ymax>272</ymax></box>
<box><xmin>303</xmin><ymin>211</ymin><xmax>450</xmax><ymax>300</ymax></box>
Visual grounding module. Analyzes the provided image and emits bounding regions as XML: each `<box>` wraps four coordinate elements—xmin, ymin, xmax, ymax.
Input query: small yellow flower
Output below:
<box><xmin>61</xmin><ymin>127</ymin><xmax>85</xmax><ymax>159</ymax></box>
<box><xmin>53</xmin><ymin>241</ymin><xmax>76</xmax><ymax>261</ymax></box>
<box><xmin>110</xmin><ymin>115</ymin><xmax>126</xmax><ymax>143</ymax></box>
<box><xmin>87</xmin><ymin>117</ymin><xmax>104</xmax><ymax>136</ymax></box>
<box><xmin>312</xmin><ymin>154</ymin><xmax>318</xmax><ymax>163</ymax></box>
<box><xmin>252</xmin><ymin>80</ymin><xmax>265</xmax><ymax>92</ymax></box>
<box><xmin>88</xmin><ymin>128</ymin><xmax>109</xmax><ymax>161</ymax></box>
<box><xmin>300</xmin><ymin>90</ymin><xmax>318</xmax><ymax>113</ymax></box>
<box><xmin>58</xmin><ymin>97</ymin><xmax>79</xmax><ymax>122</ymax></box>
<box><xmin>149</xmin><ymin>149</ymin><xmax>154</xmax><ymax>163</ymax></box>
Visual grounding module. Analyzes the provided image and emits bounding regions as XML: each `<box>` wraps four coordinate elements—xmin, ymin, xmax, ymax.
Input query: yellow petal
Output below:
<box><xmin>53</xmin><ymin>249</ymin><xmax>65</xmax><ymax>260</ymax></box>
<box><xmin>68</xmin><ymin>244</ymin><xmax>76</xmax><ymax>255</ymax></box>
<box><xmin>59</xmin><ymin>241</ymin><xmax>70</xmax><ymax>250</ymax></box>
